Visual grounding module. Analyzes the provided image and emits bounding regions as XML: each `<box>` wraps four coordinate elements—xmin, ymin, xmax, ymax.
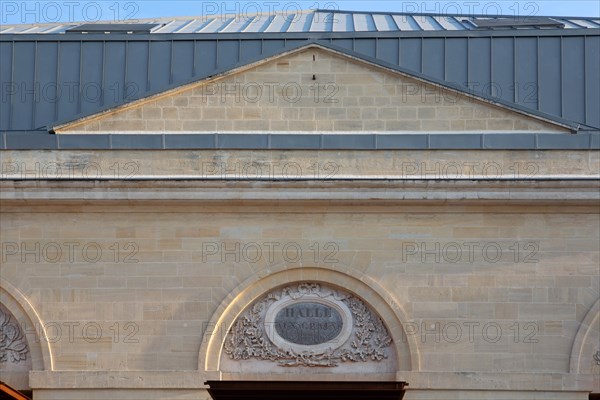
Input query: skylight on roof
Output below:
<box><xmin>66</xmin><ymin>23</ymin><xmax>161</xmax><ymax>34</ymax></box>
<box><xmin>470</xmin><ymin>17</ymin><xmax>565</xmax><ymax>29</ymax></box>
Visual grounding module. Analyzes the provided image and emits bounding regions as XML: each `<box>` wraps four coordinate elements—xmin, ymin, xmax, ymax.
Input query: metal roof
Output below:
<box><xmin>1</xmin><ymin>10</ymin><xmax>599</xmax><ymax>137</ymax></box>
<box><xmin>1</xmin><ymin>10</ymin><xmax>600</xmax><ymax>34</ymax></box>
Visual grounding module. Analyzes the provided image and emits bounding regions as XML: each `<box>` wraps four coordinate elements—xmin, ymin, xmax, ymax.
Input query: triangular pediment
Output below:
<box><xmin>55</xmin><ymin>45</ymin><xmax>568</xmax><ymax>134</ymax></box>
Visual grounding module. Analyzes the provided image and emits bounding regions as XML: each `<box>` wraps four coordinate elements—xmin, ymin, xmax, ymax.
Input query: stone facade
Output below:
<box><xmin>1</xmin><ymin>45</ymin><xmax>598</xmax><ymax>400</ymax></box>
<box><xmin>1</xmin><ymin>152</ymin><xmax>598</xmax><ymax>398</ymax></box>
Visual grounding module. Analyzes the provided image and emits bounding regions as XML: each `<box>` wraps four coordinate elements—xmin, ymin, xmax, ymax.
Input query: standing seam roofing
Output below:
<box><xmin>1</xmin><ymin>11</ymin><xmax>600</xmax><ymax>34</ymax></box>
<box><xmin>1</xmin><ymin>11</ymin><xmax>599</xmax><ymax>132</ymax></box>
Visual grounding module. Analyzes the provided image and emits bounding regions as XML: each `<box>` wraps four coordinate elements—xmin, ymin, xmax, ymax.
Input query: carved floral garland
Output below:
<box><xmin>224</xmin><ymin>283</ymin><xmax>392</xmax><ymax>367</ymax></box>
<box><xmin>0</xmin><ymin>307</ymin><xmax>29</xmax><ymax>363</ymax></box>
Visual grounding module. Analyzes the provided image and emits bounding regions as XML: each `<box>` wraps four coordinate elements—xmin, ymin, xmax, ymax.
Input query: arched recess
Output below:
<box><xmin>569</xmin><ymin>298</ymin><xmax>600</xmax><ymax>374</ymax></box>
<box><xmin>1</xmin><ymin>279</ymin><xmax>53</xmax><ymax>372</ymax></box>
<box><xmin>199</xmin><ymin>267</ymin><xmax>420</xmax><ymax>375</ymax></box>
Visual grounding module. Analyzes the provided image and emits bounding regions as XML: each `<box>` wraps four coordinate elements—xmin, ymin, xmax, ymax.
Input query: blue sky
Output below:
<box><xmin>2</xmin><ymin>1</ymin><xmax>599</xmax><ymax>24</ymax></box>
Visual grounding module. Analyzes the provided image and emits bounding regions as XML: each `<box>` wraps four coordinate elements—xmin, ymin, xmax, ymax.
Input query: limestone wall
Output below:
<box><xmin>56</xmin><ymin>48</ymin><xmax>567</xmax><ymax>133</ymax></box>
<box><xmin>1</xmin><ymin>147</ymin><xmax>598</xmax><ymax>399</ymax></box>
<box><xmin>2</xmin><ymin>206</ymin><xmax>598</xmax><ymax>372</ymax></box>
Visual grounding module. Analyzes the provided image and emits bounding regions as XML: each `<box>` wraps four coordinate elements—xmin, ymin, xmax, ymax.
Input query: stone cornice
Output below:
<box><xmin>1</xmin><ymin>180</ymin><xmax>598</xmax><ymax>204</ymax></box>
<box><xmin>28</xmin><ymin>371</ymin><xmax>597</xmax><ymax>392</ymax></box>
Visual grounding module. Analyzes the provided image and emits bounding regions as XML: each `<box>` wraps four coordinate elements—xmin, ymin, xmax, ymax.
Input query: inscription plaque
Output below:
<box><xmin>274</xmin><ymin>302</ymin><xmax>343</xmax><ymax>345</ymax></box>
<box><xmin>226</xmin><ymin>282</ymin><xmax>392</xmax><ymax>367</ymax></box>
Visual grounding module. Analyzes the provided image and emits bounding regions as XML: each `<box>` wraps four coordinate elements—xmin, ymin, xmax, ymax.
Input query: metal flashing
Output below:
<box><xmin>470</xmin><ymin>17</ymin><xmax>565</xmax><ymax>29</ymax></box>
<box><xmin>1</xmin><ymin>132</ymin><xmax>598</xmax><ymax>150</ymax></box>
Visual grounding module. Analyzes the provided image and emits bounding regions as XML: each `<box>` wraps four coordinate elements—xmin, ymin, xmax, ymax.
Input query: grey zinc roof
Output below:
<box><xmin>1</xmin><ymin>9</ymin><xmax>599</xmax><ymax>138</ymax></box>
<box><xmin>2</xmin><ymin>132</ymin><xmax>599</xmax><ymax>151</ymax></box>
<box><xmin>1</xmin><ymin>10</ymin><xmax>600</xmax><ymax>34</ymax></box>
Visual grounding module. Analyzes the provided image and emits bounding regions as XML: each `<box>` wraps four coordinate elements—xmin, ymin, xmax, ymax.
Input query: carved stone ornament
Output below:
<box><xmin>594</xmin><ymin>350</ymin><xmax>600</xmax><ymax>366</ymax></box>
<box><xmin>0</xmin><ymin>306</ymin><xmax>29</xmax><ymax>363</ymax></box>
<box><xmin>224</xmin><ymin>282</ymin><xmax>392</xmax><ymax>367</ymax></box>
